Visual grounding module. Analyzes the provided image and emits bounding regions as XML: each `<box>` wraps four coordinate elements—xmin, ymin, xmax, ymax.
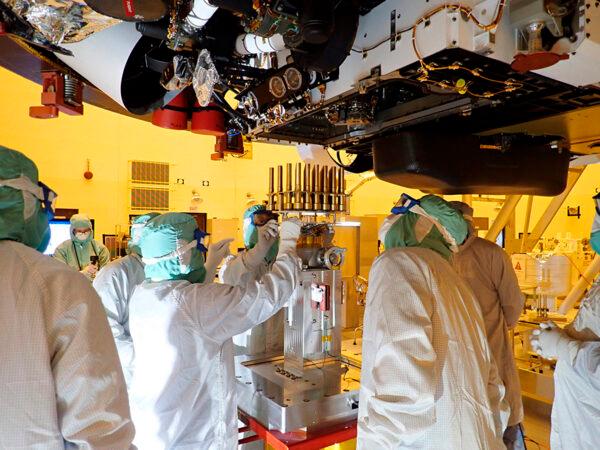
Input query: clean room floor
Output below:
<box><xmin>522</xmin><ymin>397</ymin><xmax>552</xmax><ymax>449</ymax></box>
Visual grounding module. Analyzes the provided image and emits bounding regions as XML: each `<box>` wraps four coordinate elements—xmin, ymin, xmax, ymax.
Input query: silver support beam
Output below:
<box><xmin>558</xmin><ymin>255</ymin><xmax>600</xmax><ymax>314</ymax></box>
<box><xmin>522</xmin><ymin>168</ymin><xmax>586</xmax><ymax>252</ymax></box>
<box><xmin>520</xmin><ymin>196</ymin><xmax>534</xmax><ymax>253</ymax></box>
<box><xmin>485</xmin><ymin>195</ymin><xmax>522</xmax><ymax>243</ymax></box>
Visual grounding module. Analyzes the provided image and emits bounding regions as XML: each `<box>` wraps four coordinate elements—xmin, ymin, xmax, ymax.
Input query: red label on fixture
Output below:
<box><xmin>123</xmin><ymin>0</ymin><xmax>136</xmax><ymax>17</ymax></box>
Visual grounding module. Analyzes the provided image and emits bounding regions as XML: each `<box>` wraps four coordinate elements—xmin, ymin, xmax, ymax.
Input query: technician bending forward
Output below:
<box><xmin>357</xmin><ymin>194</ymin><xmax>509</xmax><ymax>450</ymax></box>
<box><xmin>127</xmin><ymin>212</ymin><xmax>301</xmax><ymax>449</ymax></box>
<box><xmin>451</xmin><ymin>201</ymin><xmax>526</xmax><ymax>449</ymax></box>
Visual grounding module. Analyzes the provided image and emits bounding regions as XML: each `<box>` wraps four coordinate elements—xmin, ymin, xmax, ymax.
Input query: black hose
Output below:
<box><xmin>136</xmin><ymin>22</ymin><xmax>168</xmax><ymax>41</ymax></box>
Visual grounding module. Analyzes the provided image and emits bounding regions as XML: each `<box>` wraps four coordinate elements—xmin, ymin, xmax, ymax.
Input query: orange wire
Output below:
<box><xmin>410</xmin><ymin>1</ymin><xmax>519</xmax><ymax>98</ymax></box>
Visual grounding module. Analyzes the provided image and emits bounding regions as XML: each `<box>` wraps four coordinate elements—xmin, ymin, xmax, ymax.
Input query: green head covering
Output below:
<box><xmin>129</xmin><ymin>212</ymin><xmax>160</xmax><ymax>256</ymax></box>
<box><xmin>0</xmin><ymin>146</ymin><xmax>54</xmax><ymax>252</ymax></box>
<box><xmin>242</xmin><ymin>204</ymin><xmax>278</xmax><ymax>264</ymax></box>
<box><xmin>243</xmin><ymin>204</ymin><xmax>266</xmax><ymax>249</ymax></box>
<box><xmin>379</xmin><ymin>194</ymin><xmax>468</xmax><ymax>260</ymax></box>
<box><xmin>140</xmin><ymin>212</ymin><xmax>207</xmax><ymax>283</ymax></box>
<box><xmin>591</xmin><ymin>192</ymin><xmax>600</xmax><ymax>254</ymax></box>
<box><xmin>70</xmin><ymin>213</ymin><xmax>94</xmax><ymax>247</ymax></box>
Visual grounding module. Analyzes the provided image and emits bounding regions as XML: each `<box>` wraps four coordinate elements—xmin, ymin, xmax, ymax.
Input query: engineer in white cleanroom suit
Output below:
<box><xmin>92</xmin><ymin>212</ymin><xmax>160</xmax><ymax>387</ymax></box>
<box><xmin>530</xmin><ymin>193</ymin><xmax>600</xmax><ymax>450</ymax></box>
<box><xmin>0</xmin><ymin>146</ymin><xmax>135</xmax><ymax>448</ymax></box>
<box><xmin>357</xmin><ymin>194</ymin><xmax>509</xmax><ymax>450</ymax></box>
<box><xmin>127</xmin><ymin>212</ymin><xmax>301</xmax><ymax>449</ymax></box>
<box><xmin>220</xmin><ymin>204</ymin><xmax>284</xmax><ymax>355</ymax></box>
<box><xmin>450</xmin><ymin>201</ymin><xmax>526</xmax><ymax>450</ymax></box>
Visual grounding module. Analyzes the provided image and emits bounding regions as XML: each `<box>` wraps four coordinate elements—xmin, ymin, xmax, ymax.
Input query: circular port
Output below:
<box><xmin>283</xmin><ymin>67</ymin><xmax>303</xmax><ymax>91</ymax></box>
<box><xmin>269</xmin><ymin>76</ymin><xmax>287</xmax><ymax>99</ymax></box>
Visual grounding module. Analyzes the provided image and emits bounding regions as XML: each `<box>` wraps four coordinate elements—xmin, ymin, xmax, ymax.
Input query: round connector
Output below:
<box><xmin>283</xmin><ymin>67</ymin><xmax>303</xmax><ymax>91</ymax></box>
<box><xmin>269</xmin><ymin>76</ymin><xmax>287</xmax><ymax>99</ymax></box>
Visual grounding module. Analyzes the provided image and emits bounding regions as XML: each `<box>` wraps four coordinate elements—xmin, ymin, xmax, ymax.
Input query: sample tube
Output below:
<box><xmin>321</xmin><ymin>166</ymin><xmax>330</xmax><ymax>211</ymax></box>
<box><xmin>311</xmin><ymin>165</ymin><xmax>318</xmax><ymax>211</ymax></box>
<box><xmin>294</xmin><ymin>163</ymin><xmax>303</xmax><ymax>210</ymax></box>
<box><xmin>314</xmin><ymin>165</ymin><xmax>322</xmax><ymax>210</ymax></box>
<box><xmin>277</xmin><ymin>165</ymin><xmax>283</xmax><ymax>212</ymax></box>
<box><xmin>286</xmin><ymin>163</ymin><xmax>293</xmax><ymax>210</ymax></box>
<box><xmin>268</xmin><ymin>167</ymin><xmax>275</xmax><ymax>210</ymax></box>
<box><xmin>329</xmin><ymin>166</ymin><xmax>337</xmax><ymax>213</ymax></box>
<box><xmin>305</xmin><ymin>163</ymin><xmax>313</xmax><ymax>210</ymax></box>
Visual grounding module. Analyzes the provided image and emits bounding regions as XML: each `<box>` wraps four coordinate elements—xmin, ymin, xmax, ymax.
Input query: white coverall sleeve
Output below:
<box><xmin>48</xmin><ymin>273</ymin><xmax>135</xmax><ymax>447</ymax></box>
<box><xmin>358</xmin><ymin>255</ymin><xmax>438</xmax><ymax>449</ymax></box>
<box><xmin>558</xmin><ymin>339</ymin><xmax>600</xmax><ymax>379</ymax></box>
<box><xmin>219</xmin><ymin>252</ymin><xmax>264</xmax><ymax>286</ymax></box>
<box><xmin>93</xmin><ymin>266</ymin><xmax>134</xmax><ymax>380</ymax></box>
<box><xmin>494</xmin><ymin>249</ymin><xmax>524</xmax><ymax>329</ymax></box>
<box><xmin>188</xmin><ymin>253</ymin><xmax>299</xmax><ymax>344</ymax></box>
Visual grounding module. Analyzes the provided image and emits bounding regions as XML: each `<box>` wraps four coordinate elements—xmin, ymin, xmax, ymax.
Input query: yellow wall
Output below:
<box><xmin>1</xmin><ymin>67</ymin><xmax>598</xmax><ymax>247</ymax></box>
<box><xmin>0</xmin><ymin>68</ymin><xmax>302</xmax><ymax>243</ymax></box>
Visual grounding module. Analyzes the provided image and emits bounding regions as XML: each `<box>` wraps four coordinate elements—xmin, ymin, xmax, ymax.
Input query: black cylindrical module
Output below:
<box><xmin>300</xmin><ymin>0</ymin><xmax>335</xmax><ymax>44</ymax></box>
<box><xmin>136</xmin><ymin>22</ymin><xmax>168</xmax><ymax>41</ymax></box>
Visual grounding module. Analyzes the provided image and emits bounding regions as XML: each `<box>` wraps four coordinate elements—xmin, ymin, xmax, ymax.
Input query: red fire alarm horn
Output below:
<box><xmin>83</xmin><ymin>159</ymin><xmax>93</xmax><ymax>180</ymax></box>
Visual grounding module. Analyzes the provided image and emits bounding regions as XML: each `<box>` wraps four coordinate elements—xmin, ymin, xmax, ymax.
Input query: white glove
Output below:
<box><xmin>530</xmin><ymin>321</ymin><xmax>572</xmax><ymax>359</ymax></box>
<box><xmin>245</xmin><ymin>220</ymin><xmax>279</xmax><ymax>267</ymax></box>
<box><xmin>204</xmin><ymin>239</ymin><xmax>234</xmax><ymax>283</ymax></box>
<box><xmin>278</xmin><ymin>218</ymin><xmax>302</xmax><ymax>257</ymax></box>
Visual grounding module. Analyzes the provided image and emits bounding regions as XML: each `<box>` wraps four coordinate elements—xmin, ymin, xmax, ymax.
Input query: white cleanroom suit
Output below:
<box><xmin>358</xmin><ymin>194</ymin><xmax>508</xmax><ymax>449</ymax></box>
<box><xmin>0</xmin><ymin>145</ymin><xmax>135</xmax><ymax>449</ymax></box>
<box><xmin>0</xmin><ymin>240</ymin><xmax>136</xmax><ymax>448</ymax></box>
<box><xmin>93</xmin><ymin>253</ymin><xmax>145</xmax><ymax>386</ymax></box>
<box><xmin>128</xmin><ymin>213</ymin><xmax>300</xmax><ymax>449</ymax></box>
<box><xmin>453</xmin><ymin>233</ymin><xmax>525</xmax><ymax>427</ymax></box>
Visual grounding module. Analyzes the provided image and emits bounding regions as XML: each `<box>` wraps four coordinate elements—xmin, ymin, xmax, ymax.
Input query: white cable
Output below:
<box><xmin>235</xmin><ymin>33</ymin><xmax>286</xmax><ymax>55</ymax></box>
<box><xmin>186</xmin><ymin>0</ymin><xmax>218</xmax><ymax>29</ymax></box>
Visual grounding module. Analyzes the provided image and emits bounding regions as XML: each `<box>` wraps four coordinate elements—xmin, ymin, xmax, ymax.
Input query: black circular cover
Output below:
<box><xmin>85</xmin><ymin>0</ymin><xmax>168</xmax><ymax>22</ymax></box>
